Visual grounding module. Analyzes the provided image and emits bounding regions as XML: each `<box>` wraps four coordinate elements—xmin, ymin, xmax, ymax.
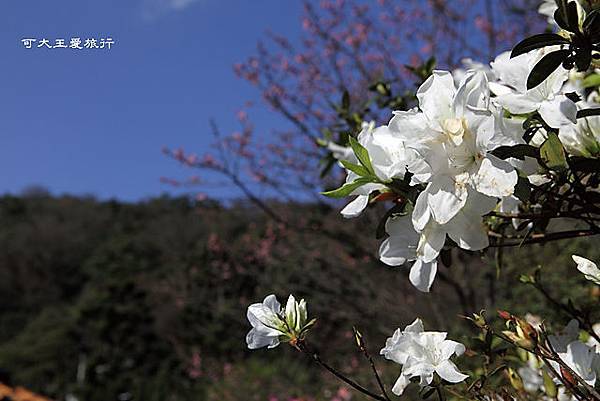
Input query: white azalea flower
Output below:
<box><xmin>491</xmin><ymin>50</ymin><xmax>577</xmax><ymax>129</ymax></box>
<box><xmin>389</xmin><ymin>69</ymin><xmax>517</xmax><ymax>225</ymax></box>
<box><xmin>246</xmin><ymin>294</ymin><xmax>312</xmax><ymax>349</ymax></box>
<box><xmin>246</xmin><ymin>294</ymin><xmax>287</xmax><ymax>349</ymax></box>
<box><xmin>559</xmin><ymin>103</ymin><xmax>600</xmax><ymax>158</ymax></box>
<box><xmin>547</xmin><ymin>320</ymin><xmax>598</xmax><ymax>387</ymax></box>
<box><xmin>341</xmin><ymin>122</ymin><xmax>413</xmax><ymax>218</ymax></box>
<box><xmin>379</xmin><ymin>191</ymin><xmax>494</xmax><ymax>292</ymax></box>
<box><xmin>553</xmin><ymin>341</ymin><xmax>598</xmax><ymax>386</ymax></box>
<box><xmin>380</xmin><ymin>318</ymin><xmax>468</xmax><ymax>396</ymax></box>
<box><xmin>572</xmin><ymin>255</ymin><xmax>600</xmax><ymax>285</ymax></box>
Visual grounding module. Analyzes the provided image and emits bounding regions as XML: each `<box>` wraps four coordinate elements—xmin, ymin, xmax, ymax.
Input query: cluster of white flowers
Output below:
<box><xmin>243</xmin><ymin>2</ymin><xmax>600</xmax><ymax>399</ymax></box>
<box><xmin>243</xmin><ymin>255</ymin><xmax>599</xmax><ymax>395</ymax></box>
<box><xmin>246</xmin><ymin>295</ymin><xmax>469</xmax><ymax>396</ymax></box>
<box><xmin>333</xmin><ymin>2</ymin><xmax>600</xmax><ymax>292</ymax></box>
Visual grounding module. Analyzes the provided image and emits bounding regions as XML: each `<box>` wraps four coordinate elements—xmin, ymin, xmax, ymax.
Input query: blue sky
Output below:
<box><xmin>0</xmin><ymin>0</ymin><xmax>303</xmax><ymax>201</ymax></box>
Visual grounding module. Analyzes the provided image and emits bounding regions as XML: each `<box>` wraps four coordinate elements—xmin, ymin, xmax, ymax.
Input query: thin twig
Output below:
<box><xmin>488</xmin><ymin>229</ymin><xmax>599</xmax><ymax>247</ymax></box>
<box><xmin>297</xmin><ymin>342</ymin><xmax>388</xmax><ymax>401</ymax></box>
<box><xmin>353</xmin><ymin>327</ymin><xmax>392</xmax><ymax>401</ymax></box>
<box><xmin>532</xmin><ymin>281</ymin><xmax>600</xmax><ymax>345</ymax></box>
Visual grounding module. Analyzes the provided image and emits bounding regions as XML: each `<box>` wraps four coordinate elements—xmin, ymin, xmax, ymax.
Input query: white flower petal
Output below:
<box><xmin>572</xmin><ymin>255</ymin><xmax>600</xmax><ymax>285</ymax></box>
<box><xmin>417</xmin><ymin>223</ymin><xmax>446</xmax><ymax>263</ymax></box>
<box><xmin>262</xmin><ymin>294</ymin><xmax>281</xmax><ymax>312</ymax></box>
<box><xmin>472</xmin><ymin>155</ymin><xmax>517</xmax><ymax>198</ymax></box>
<box><xmin>435</xmin><ymin>360</ymin><xmax>469</xmax><ymax>383</ymax></box>
<box><xmin>538</xmin><ymin>96</ymin><xmax>577</xmax><ymax>128</ymax></box>
<box><xmin>490</xmin><ymin>51</ymin><xmax>530</xmax><ymax>93</ymax></box>
<box><xmin>341</xmin><ymin>195</ymin><xmax>370</xmax><ymax>219</ymax></box>
<box><xmin>379</xmin><ymin>215</ymin><xmax>419</xmax><ymax>266</ymax></box>
<box><xmin>409</xmin><ymin>259</ymin><xmax>438</xmax><ymax>292</ymax></box>
<box><xmin>405</xmin><ymin>318</ymin><xmax>425</xmax><ymax>333</ymax></box>
<box><xmin>425</xmin><ymin>176</ymin><xmax>468</xmax><ymax>224</ymax></box>
<box><xmin>494</xmin><ymin>92</ymin><xmax>540</xmax><ymax>115</ymax></box>
<box><xmin>417</xmin><ymin>71</ymin><xmax>456</xmax><ymax>123</ymax></box>
<box><xmin>391</xmin><ymin>373</ymin><xmax>410</xmax><ymax>396</ymax></box>
<box><xmin>245</xmin><ymin>295</ymin><xmax>286</xmax><ymax>349</ymax></box>
<box><xmin>440</xmin><ymin>340</ymin><xmax>466</xmax><ymax>360</ymax></box>
<box><xmin>453</xmin><ymin>69</ymin><xmax>490</xmax><ymax>116</ymax></box>
<box><xmin>402</xmin><ymin>361</ymin><xmax>435</xmax><ymax>386</ymax></box>
<box><xmin>446</xmin><ymin>212</ymin><xmax>489</xmax><ymax>251</ymax></box>
<box><xmin>246</xmin><ymin>328</ymin><xmax>280</xmax><ymax>349</ymax></box>
<box><xmin>247</xmin><ymin>305</ymin><xmax>280</xmax><ymax>332</ymax></box>
<box><xmin>389</xmin><ymin>109</ymin><xmax>430</xmax><ymax>141</ymax></box>
<box><xmin>489</xmin><ymin>82</ymin><xmax>513</xmax><ymax>96</ymax></box>
<box><xmin>412</xmin><ymin>191</ymin><xmax>431</xmax><ymax>232</ymax></box>
<box><xmin>559</xmin><ymin>341</ymin><xmax>597</xmax><ymax>386</ymax></box>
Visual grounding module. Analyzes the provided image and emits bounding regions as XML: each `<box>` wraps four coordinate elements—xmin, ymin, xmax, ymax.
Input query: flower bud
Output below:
<box><xmin>506</xmin><ymin>368</ymin><xmax>524</xmax><ymax>392</ymax></box>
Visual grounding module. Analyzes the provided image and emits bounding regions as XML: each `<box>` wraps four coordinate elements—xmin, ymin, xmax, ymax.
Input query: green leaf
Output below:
<box><xmin>527</xmin><ymin>49</ymin><xmax>571</xmax><ymax>90</ymax></box>
<box><xmin>574</xmin><ymin>49</ymin><xmax>592</xmax><ymax>71</ymax></box>
<box><xmin>566</xmin><ymin>0</ymin><xmax>581</xmax><ymax>32</ymax></box>
<box><xmin>565</xmin><ymin>91</ymin><xmax>581</xmax><ymax>102</ymax></box>
<box><xmin>584</xmin><ymin>9</ymin><xmax>600</xmax><ymax>41</ymax></box>
<box><xmin>348</xmin><ymin>136</ymin><xmax>375</xmax><ymax>175</ymax></box>
<box><xmin>339</xmin><ymin>160</ymin><xmax>370</xmax><ymax>177</ymax></box>
<box><xmin>514</xmin><ymin>176</ymin><xmax>532</xmax><ymax>202</ymax></box>
<box><xmin>321</xmin><ymin>177</ymin><xmax>373</xmax><ymax>198</ymax></box>
<box><xmin>490</xmin><ymin>144</ymin><xmax>539</xmax><ymax>160</ymax></box>
<box><xmin>582</xmin><ymin>73</ymin><xmax>600</xmax><ymax>88</ymax></box>
<box><xmin>554</xmin><ymin>0</ymin><xmax>581</xmax><ymax>32</ymax></box>
<box><xmin>577</xmin><ymin>107</ymin><xmax>600</xmax><ymax>118</ymax></box>
<box><xmin>554</xmin><ymin>0</ymin><xmax>572</xmax><ymax>31</ymax></box>
<box><xmin>543</xmin><ymin>370</ymin><xmax>557</xmax><ymax>397</ymax></box>
<box><xmin>511</xmin><ymin>33</ymin><xmax>570</xmax><ymax>58</ymax></box>
<box><xmin>540</xmin><ymin>132</ymin><xmax>568</xmax><ymax>171</ymax></box>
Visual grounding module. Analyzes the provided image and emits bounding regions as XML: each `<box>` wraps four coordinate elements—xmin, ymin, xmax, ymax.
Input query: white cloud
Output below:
<box><xmin>141</xmin><ymin>0</ymin><xmax>205</xmax><ymax>21</ymax></box>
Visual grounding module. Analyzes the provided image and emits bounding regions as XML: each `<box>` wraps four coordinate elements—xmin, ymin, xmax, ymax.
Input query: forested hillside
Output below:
<box><xmin>0</xmin><ymin>193</ymin><xmax>597</xmax><ymax>400</ymax></box>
